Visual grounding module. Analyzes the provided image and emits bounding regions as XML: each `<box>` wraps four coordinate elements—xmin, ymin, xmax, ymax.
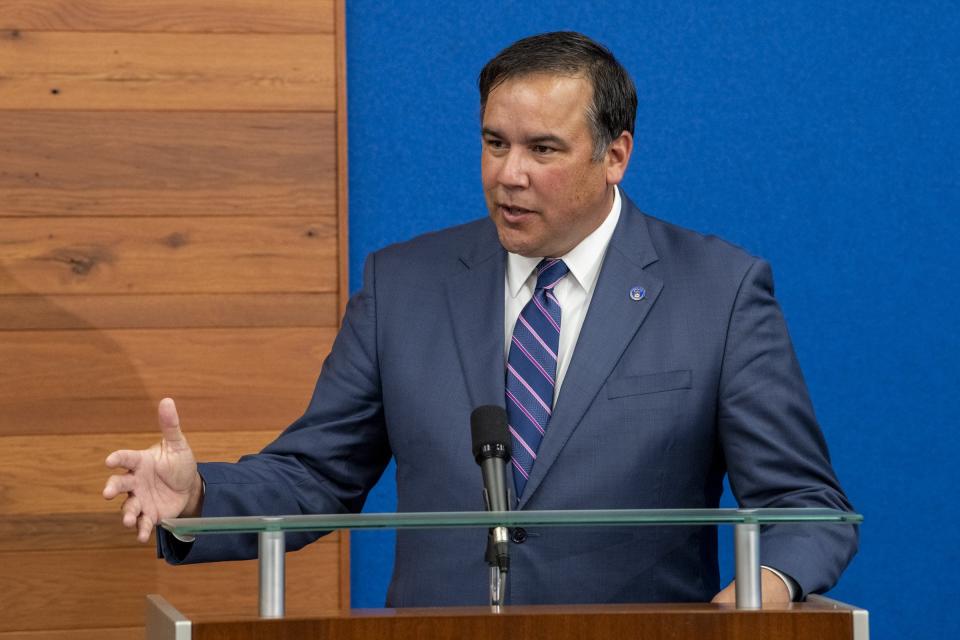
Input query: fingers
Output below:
<box><xmin>137</xmin><ymin>513</ymin><xmax>154</xmax><ymax>543</ymax></box>
<box><xmin>119</xmin><ymin>495</ymin><xmax>154</xmax><ymax>543</ymax></box>
<box><xmin>157</xmin><ymin>397</ymin><xmax>187</xmax><ymax>446</ymax></box>
<box><xmin>712</xmin><ymin>582</ymin><xmax>736</xmax><ymax>604</ymax></box>
<box><xmin>102</xmin><ymin>472</ymin><xmax>137</xmax><ymax>500</ymax></box>
<box><xmin>121</xmin><ymin>494</ymin><xmax>141</xmax><ymax>528</ymax></box>
<box><xmin>105</xmin><ymin>449</ymin><xmax>142</xmax><ymax>471</ymax></box>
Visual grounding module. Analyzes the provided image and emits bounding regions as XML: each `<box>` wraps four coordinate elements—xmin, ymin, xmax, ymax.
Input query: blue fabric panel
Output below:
<box><xmin>345</xmin><ymin>3</ymin><xmax>960</xmax><ymax>638</ymax></box>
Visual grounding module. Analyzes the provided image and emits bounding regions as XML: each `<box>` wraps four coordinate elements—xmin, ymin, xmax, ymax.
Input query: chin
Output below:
<box><xmin>491</xmin><ymin>212</ymin><xmax>552</xmax><ymax>256</ymax></box>
<box><xmin>495</xmin><ymin>229</ymin><xmax>537</xmax><ymax>256</ymax></box>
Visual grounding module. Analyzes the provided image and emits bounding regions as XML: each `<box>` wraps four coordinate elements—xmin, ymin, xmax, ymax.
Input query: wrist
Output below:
<box><xmin>180</xmin><ymin>472</ymin><xmax>204</xmax><ymax>517</ymax></box>
<box><xmin>760</xmin><ymin>566</ymin><xmax>796</xmax><ymax>603</ymax></box>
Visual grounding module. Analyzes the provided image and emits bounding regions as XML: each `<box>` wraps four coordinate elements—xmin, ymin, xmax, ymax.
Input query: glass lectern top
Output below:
<box><xmin>161</xmin><ymin>508</ymin><xmax>862</xmax><ymax>537</ymax></box>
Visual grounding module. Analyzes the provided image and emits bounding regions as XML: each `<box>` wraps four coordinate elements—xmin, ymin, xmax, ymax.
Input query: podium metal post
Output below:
<box><xmin>258</xmin><ymin>530</ymin><xmax>286</xmax><ymax>618</ymax></box>
<box><xmin>734</xmin><ymin>522</ymin><xmax>761</xmax><ymax>609</ymax></box>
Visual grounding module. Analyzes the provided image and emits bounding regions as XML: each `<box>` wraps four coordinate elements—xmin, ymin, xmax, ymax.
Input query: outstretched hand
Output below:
<box><xmin>102</xmin><ymin>398</ymin><xmax>203</xmax><ymax>542</ymax></box>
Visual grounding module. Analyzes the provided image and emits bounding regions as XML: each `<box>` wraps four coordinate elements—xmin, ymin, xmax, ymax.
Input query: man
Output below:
<box><xmin>103</xmin><ymin>32</ymin><xmax>856</xmax><ymax>606</ymax></box>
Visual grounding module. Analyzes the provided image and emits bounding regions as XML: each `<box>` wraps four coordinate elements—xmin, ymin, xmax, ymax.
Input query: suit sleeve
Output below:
<box><xmin>158</xmin><ymin>253</ymin><xmax>391</xmax><ymax>563</ymax></box>
<box><xmin>717</xmin><ymin>258</ymin><xmax>858</xmax><ymax>597</ymax></box>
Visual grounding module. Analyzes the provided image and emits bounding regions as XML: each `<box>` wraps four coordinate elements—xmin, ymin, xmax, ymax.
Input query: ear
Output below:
<box><xmin>604</xmin><ymin>131</ymin><xmax>634</xmax><ymax>185</ymax></box>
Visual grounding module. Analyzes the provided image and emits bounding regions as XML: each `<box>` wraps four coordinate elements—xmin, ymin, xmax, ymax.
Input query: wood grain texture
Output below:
<box><xmin>0</xmin><ymin>542</ymin><xmax>341</xmax><ymax>632</ymax></box>
<box><xmin>0</xmin><ymin>32</ymin><xmax>334</xmax><ymax>110</ymax></box>
<box><xmin>335</xmin><ymin>0</ymin><xmax>350</xmax><ymax>318</ymax></box>
<box><xmin>0</xmin><ymin>217</ymin><xmax>336</xmax><ymax>295</ymax></box>
<box><xmin>0</xmin><ymin>429</ymin><xmax>299</xmax><ymax>514</ymax></box>
<box><xmin>0</xmin><ymin>293</ymin><xmax>338</xmax><ymax>330</ymax></box>
<box><xmin>0</xmin><ymin>0</ymin><xmax>334</xmax><ymax>33</ymax></box>
<box><xmin>0</xmin><ymin>628</ymin><xmax>143</xmax><ymax>640</ymax></box>
<box><xmin>339</xmin><ymin>521</ymin><xmax>351</xmax><ymax>611</ymax></box>
<box><xmin>187</xmin><ymin>603</ymin><xmax>855</xmax><ymax>640</ymax></box>
<box><xmin>0</xmin><ymin>510</ymin><xmax>344</xmax><ymax>552</ymax></box>
<box><xmin>0</xmin><ymin>111</ymin><xmax>336</xmax><ymax>218</ymax></box>
<box><xmin>0</xmin><ymin>1</ymin><xmax>350</xmax><ymax>634</ymax></box>
<box><xmin>0</xmin><ymin>512</ymin><xmax>158</xmax><ymax>550</ymax></box>
<box><xmin>160</xmin><ymin>543</ymin><xmax>343</xmax><ymax>619</ymax></box>
<box><xmin>0</xmin><ymin>327</ymin><xmax>335</xmax><ymax>437</ymax></box>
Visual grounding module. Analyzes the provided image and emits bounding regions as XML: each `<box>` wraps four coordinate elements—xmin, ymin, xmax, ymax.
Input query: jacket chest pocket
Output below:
<box><xmin>606</xmin><ymin>369</ymin><xmax>692</xmax><ymax>399</ymax></box>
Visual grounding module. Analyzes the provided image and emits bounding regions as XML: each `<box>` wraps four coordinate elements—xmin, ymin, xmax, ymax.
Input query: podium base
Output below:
<box><xmin>147</xmin><ymin>593</ymin><xmax>867</xmax><ymax>640</ymax></box>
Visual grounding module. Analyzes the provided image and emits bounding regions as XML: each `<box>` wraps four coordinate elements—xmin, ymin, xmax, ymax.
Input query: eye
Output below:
<box><xmin>532</xmin><ymin>145</ymin><xmax>555</xmax><ymax>155</ymax></box>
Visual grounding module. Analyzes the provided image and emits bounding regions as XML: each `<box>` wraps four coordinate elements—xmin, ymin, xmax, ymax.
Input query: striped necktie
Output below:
<box><xmin>506</xmin><ymin>258</ymin><xmax>569</xmax><ymax>497</ymax></box>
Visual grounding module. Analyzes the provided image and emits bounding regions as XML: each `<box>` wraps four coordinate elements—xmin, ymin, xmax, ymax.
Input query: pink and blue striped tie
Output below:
<box><xmin>506</xmin><ymin>258</ymin><xmax>569</xmax><ymax>497</ymax></box>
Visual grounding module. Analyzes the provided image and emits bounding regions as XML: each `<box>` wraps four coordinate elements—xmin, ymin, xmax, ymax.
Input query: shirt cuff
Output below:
<box><xmin>762</xmin><ymin>565</ymin><xmax>800</xmax><ymax>601</ymax></box>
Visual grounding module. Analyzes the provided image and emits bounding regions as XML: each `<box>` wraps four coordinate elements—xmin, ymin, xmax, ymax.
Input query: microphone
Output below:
<box><xmin>470</xmin><ymin>405</ymin><xmax>512</xmax><ymax>605</ymax></box>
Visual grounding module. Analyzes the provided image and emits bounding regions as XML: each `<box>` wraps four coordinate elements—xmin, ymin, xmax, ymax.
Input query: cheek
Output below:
<box><xmin>567</xmin><ymin>166</ymin><xmax>608</xmax><ymax>204</ymax></box>
<box><xmin>532</xmin><ymin>166</ymin><xmax>569</xmax><ymax>196</ymax></box>
<box><xmin>480</xmin><ymin>155</ymin><xmax>499</xmax><ymax>191</ymax></box>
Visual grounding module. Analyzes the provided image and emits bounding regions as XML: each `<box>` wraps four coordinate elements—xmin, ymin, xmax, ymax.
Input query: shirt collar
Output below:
<box><xmin>506</xmin><ymin>185</ymin><xmax>622</xmax><ymax>297</ymax></box>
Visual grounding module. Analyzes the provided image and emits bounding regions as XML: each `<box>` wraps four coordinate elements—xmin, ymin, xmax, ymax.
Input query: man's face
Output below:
<box><xmin>481</xmin><ymin>73</ymin><xmax>624</xmax><ymax>258</ymax></box>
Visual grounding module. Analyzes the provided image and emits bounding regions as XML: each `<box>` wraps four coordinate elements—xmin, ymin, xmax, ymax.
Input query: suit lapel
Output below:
<box><xmin>444</xmin><ymin>221</ymin><xmax>507</xmax><ymax>410</ymax></box>
<box><xmin>517</xmin><ymin>197</ymin><xmax>662</xmax><ymax>508</ymax></box>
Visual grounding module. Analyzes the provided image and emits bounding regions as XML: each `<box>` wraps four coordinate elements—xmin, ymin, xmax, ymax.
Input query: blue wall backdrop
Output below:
<box><xmin>343</xmin><ymin>3</ymin><xmax>960</xmax><ymax>638</ymax></box>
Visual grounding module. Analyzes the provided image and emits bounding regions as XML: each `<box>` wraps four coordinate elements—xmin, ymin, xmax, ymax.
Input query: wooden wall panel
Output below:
<box><xmin>0</xmin><ymin>512</ymin><xmax>170</xmax><ymax>551</ymax></box>
<box><xmin>0</xmin><ymin>328</ymin><xmax>336</xmax><ymax>436</ymax></box>
<box><xmin>0</xmin><ymin>0</ymin><xmax>350</xmax><ymax>635</ymax></box>
<box><xmin>335</xmin><ymin>0</ymin><xmax>350</xmax><ymax>316</ymax></box>
<box><xmin>1</xmin><ymin>430</ymin><xmax>297</xmax><ymax>514</ymax></box>
<box><xmin>0</xmin><ymin>293</ymin><xmax>339</xmax><ymax>330</ymax></box>
<box><xmin>0</xmin><ymin>540</ymin><xmax>342</xmax><ymax>632</ymax></box>
<box><xmin>1</xmin><ymin>217</ymin><xmax>337</xmax><ymax>294</ymax></box>
<box><xmin>0</xmin><ymin>628</ymin><xmax>142</xmax><ymax>640</ymax></box>
<box><xmin>1</xmin><ymin>428</ymin><xmax>348</xmax><ymax>632</ymax></box>
<box><xmin>0</xmin><ymin>111</ymin><xmax>337</xmax><ymax>218</ymax></box>
<box><xmin>0</xmin><ymin>32</ymin><xmax>335</xmax><ymax>111</ymax></box>
<box><xmin>0</xmin><ymin>0</ymin><xmax>334</xmax><ymax>33</ymax></box>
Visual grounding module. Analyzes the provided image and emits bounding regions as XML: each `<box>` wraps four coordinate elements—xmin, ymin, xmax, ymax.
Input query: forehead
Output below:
<box><xmin>483</xmin><ymin>73</ymin><xmax>593</xmax><ymax>135</ymax></box>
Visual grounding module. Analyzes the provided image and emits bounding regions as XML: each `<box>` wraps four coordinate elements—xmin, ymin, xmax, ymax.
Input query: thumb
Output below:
<box><xmin>157</xmin><ymin>397</ymin><xmax>187</xmax><ymax>446</ymax></box>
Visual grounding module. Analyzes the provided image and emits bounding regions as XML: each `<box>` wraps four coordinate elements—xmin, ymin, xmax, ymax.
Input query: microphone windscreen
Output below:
<box><xmin>470</xmin><ymin>405</ymin><xmax>510</xmax><ymax>459</ymax></box>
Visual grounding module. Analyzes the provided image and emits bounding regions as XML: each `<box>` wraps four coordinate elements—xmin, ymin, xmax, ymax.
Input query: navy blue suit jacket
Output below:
<box><xmin>160</xmin><ymin>195</ymin><xmax>857</xmax><ymax>605</ymax></box>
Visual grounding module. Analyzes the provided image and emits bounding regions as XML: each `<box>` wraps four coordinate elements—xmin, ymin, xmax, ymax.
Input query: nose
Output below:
<box><xmin>497</xmin><ymin>148</ymin><xmax>529</xmax><ymax>189</ymax></box>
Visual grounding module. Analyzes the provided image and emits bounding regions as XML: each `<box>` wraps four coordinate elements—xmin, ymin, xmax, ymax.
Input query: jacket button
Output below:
<box><xmin>511</xmin><ymin>528</ymin><xmax>527</xmax><ymax>544</ymax></box>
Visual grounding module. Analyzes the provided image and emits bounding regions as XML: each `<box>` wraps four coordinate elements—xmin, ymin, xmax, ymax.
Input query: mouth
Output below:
<box><xmin>497</xmin><ymin>203</ymin><xmax>537</xmax><ymax>222</ymax></box>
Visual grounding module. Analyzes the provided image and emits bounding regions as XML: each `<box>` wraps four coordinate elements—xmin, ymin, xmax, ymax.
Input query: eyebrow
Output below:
<box><xmin>481</xmin><ymin>127</ymin><xmax>568</xmax><ymax>148</ymax></box>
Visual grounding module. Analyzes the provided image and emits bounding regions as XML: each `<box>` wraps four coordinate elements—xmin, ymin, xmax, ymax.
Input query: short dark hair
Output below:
<box><xmin>478</xmin><ymin>31</ymin><xmax>637</xmax><ymax>161</ymax></box>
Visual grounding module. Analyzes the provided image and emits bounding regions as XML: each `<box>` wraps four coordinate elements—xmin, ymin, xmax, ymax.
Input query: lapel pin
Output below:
<box><xmin>629</xmin><ymin>286</ymin><xmax>646</xmax><ymax>301</ymax></box>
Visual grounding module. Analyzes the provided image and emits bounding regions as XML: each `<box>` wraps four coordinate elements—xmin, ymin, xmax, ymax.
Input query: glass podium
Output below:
<box><xmin>160</xmin><ymin>507</ymin><xmax>862</xmax><ymax>616</ymax></box>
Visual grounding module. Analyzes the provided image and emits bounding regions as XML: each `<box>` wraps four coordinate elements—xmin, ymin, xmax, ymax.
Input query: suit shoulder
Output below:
<box><xmin>371</xmin><ymin>217</ymin><xmax>492</xmax><ymax>273</ymax></box>
<box><xmin>641</xmin><ymin>212</ymin><xmax>762</xmax><ymax>279</ymax></box>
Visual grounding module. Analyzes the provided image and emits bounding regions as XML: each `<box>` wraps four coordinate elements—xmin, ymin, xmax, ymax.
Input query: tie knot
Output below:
<box><xmin>535</xmin><ymin>258</ymin><xmax>569</xmax><ymax>291</ymax></box>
